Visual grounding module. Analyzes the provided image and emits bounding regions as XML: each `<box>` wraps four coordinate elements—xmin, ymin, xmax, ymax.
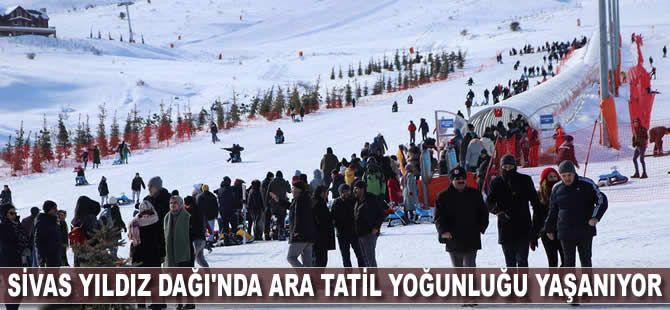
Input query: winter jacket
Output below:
<box><xmin>34</xmin><ymin>213</ymin><xmax>62</xmax><ymax>267</ymax></box>
<box><xmin>144</xmin><ymin>188</ymin><xmax>171</xmax><ymax>224</ymax></box>
<box><xmin>130</xmin><ymin>219</ymin><xmax>163</xmax><ymax>267</ymax></box>
<box><xmin>460</xmin><ymin>133</ymin><xmax>474</xmax><ymax>164</ymax></box>
<box><xmin>330</xmin><ymin>173</ymin><xmax>345</xmax><ymax>199</ymax></box>
<box><xmin>555</xmin><ymin>142</ymin><xmax>579</xmax><ymax>167</ymax></box>
<box><xmin>266</xmin><ymin>176</ymin><xmax>290</xmax><ymax>215</ymax></box>
<box><xmin>465</xmin><ymin>139</ymin><xmax>486</xmax><ymax>170</ymax></box>
<box><xmin>387</xmin><ymin>177</ymin><xmax>403</xmax><ymax>204</ymax></box>
<box><xmin>310</xmin><ymin>169</ymin><xmax>325</xmax><ymax>192</ymax></box>
<box><xmin>71</xmin><ymin>196</ymin><xmax>102</xmax><ymax>240</ymax></box>
<box><xmin>649</xmin><ymin>126</ymin><xmax>668</xmax><ymax>144</ymax></box>
<box><xmin>632</xmin><ymin>125</ymin><xmax>649</xmax><ymax>147</ymax></box>
<box><xmin>196</xmin><ymin>191</ymin><xmax>219</xmax><ymax>221</ymax></box>
<box><xmin>480</xmin><ymin>137</ymin><xmax>495</xmax><ymax>156</ymax></box>
<box><xmin>261</xmin><ymin>177</ymin><xmax>273</xmax><ymax>207</ymax></box>
<box><xmin>476</xmin><ymin>155</ymin><xmax>491</xmax><ymax>179</ymax></box>
<box><xmin>185</xmin><ymin>202</ymin><xmax>205</xmax><ymax>241</ymax></box>
<box><xmin>330</xmin><ymin>196</ymin><xmax>356</xmax><ymax>239</ymax></box>
<box><xmin>93</xmin><ymin>147</ymin><xmax>101</xmax><ymax>164</ymax></box>
<box><xmin>131</xmin><ymin>176</ymin><xmax>146</xmax><ymax>191</ymax></box>
<box><xmin>407</xmin><ymin>146</ymin><xmax>421</xmax><ymax>175</ymax></box>
<box><xmin>231</xmin><ymin>183</ymin><xmax>244</xmax><ymax>210</ymax></box>
<box><xmin>344</xmin><ymin>168</ymin><xmax>356</xmax><ymax>186</ymax></box>
<box><xmin>402</xmin><ymin>171</ymin><xmax>419</xmax><ymax>210</ymax></box>
<box><xmin>20</xmin><ymin>214</ymin><xmax>37</xmax><ymax>248</ymax></box>
<box><xmin>354</xmin><ymin>192</ymin><xmax>386</xmax><ymax>237</ymax></box>
<box><xmin>544</xmin><ymin>176</ymin><xmax>608</xmax><ymax>241</ymax></box>
<box><xmin>0</xmin><ymin>189</ymin><xmax>12</xmax><ymax>205</ymax></box>
<box><xmin>313</xmin><ymin>197</ymin><xmax>335</xmax><ymax>250</ymax></box>
<box><xmin>217</xmin><ymin>184</ymin><xmax>235</xmax><ymax>217</ymax></box>
<box><xmin>486</xmin><ymin>171</ymin><xmax>542</xmax><ymax>244</ymax></box>
<box><xmin>164</xmin><ymin>209</ymin><xmax>192</xmax><ymax>267</ymax></box>
<box><xmin>419</xmin><ymin>120</ymin><xmax>429</xmax><ymax>135</ymax></box>
<box><xmin>98</xmin><ymin>179</ymin><xmax>109</xmax><ymax>196</ymax></box>
<box><xmin>0</xmin><ymin>215</ymin><xmax>28</xmax><ymax>267</ymax></box>
<box><xmin>408</xmin><ymin>123</ymin><xmax>417</xmax><ymax>132</ymax></box>
<box><xmin>435</xmin><ymin>186</ymin><xmax>489</xmax><ymax>252</ymax></box>
<box><xmin>320</xmin><ymin>153</ymin><xmax>339</xmax><ymax>178</ymax></box>
<box><xmin>288</xmin><ymin>191</ymin><xmax>316</xmax><ymax>244</ymax></box>
<box><xmin>246</xmin><ymin>182</ymin><xmax>264</xmax><ymax>214</ymax></box>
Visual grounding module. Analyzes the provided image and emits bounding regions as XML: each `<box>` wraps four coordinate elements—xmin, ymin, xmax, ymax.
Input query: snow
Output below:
<box><xmin>0</xmin><ymin>0</ymin><xmax>668</xmax><ymax>292</ymax></box>
<box><xmin>3</xmin><ymin>4</ymin><xmax>18</xmax><ymax>15</ymax></box>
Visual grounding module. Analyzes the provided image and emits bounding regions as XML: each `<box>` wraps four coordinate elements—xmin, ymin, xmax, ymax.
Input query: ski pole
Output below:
<box><xmin>583</xmin><ymin>119</ymin><xmax>599</xmax><ymax>176</ymax></box>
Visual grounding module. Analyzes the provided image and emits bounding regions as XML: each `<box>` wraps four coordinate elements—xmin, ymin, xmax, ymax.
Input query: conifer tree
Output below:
<box><xmin>338</xmin><ymin>66</ymin><xmax>343</xmax><ymax>79</ymax></box>
<box><xmin>363</xmin><ymin>81</ymin><xmax>369</xmax><ymax>96</ymax></box>
<box><xmin>109</xmin><ymin>111</ymin><xmax>121</xmax><ymax>151</ymax></box>
<box><xmin>72</xmin><ymin>222</ymin><xmax>128</xmax><ymax>267</ymax></box>
<box><xmin>249</xmin><ymin>93</ymin><xmax>260</xmax><ymax>118</ymax></box>
<box><xmin>355</xmin><ymin>83</ymin><xmax>361</xmax><ymax>99</ymax></box>
<box><xmin>272</xmin><ymin>86</ymin><xmax>286</xmax><ymax>113</ymax></box>
<box><xmin>31</xmin><ymin>132</ymin><xmax>43</xmax><ymax>173</ymax></box>
<box><xmin>97</xmin><ymin>103</ymin><xmax>109</xmax><ymax>156</ymax></box>
<box><xmin>56</xmin><ymin>113</ymin><xmax>70</xmax><ymax>165</ymax></box>
<box><xmin>230</xmin><ymin>103</ymin><xmax>240</xmax><ymax>123</ymax></box>
<box><xmin>12</xmin><ymin>122</ymin><xmax>25</xmax><ymax>174</ymax></box>
<box><xmin>38</xmin><ymin>115</ymin><xmax>54</xmax><ymax>163</ymax></box>
<box><xmin>345</xmin><ymin>83</ymin><xmax>352</xmax><ymax>104</ymax></box>
<box><xmin>212</xmin><ymin>99</ymin><xmax>224</xmax><ymax>128</ymax></box>
<box><xmin>289</xmin><ymin>86</ymin><xmax>301</xmax><ymax>111</ymax></box>
<box><xmin>330</xmin><ymin>67</ymin><xmax>335</xmax><ymax>80</ymax></box>
<box><xmin>358</xmin><ymin>62</ymin><xmax>363</xmax><ymax>76</ymax></box>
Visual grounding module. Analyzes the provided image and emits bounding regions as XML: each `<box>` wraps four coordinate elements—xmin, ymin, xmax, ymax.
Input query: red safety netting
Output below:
<box><xmin>628</xmin><ymin>35</ymin><xmax>656</xmax><ymax>130</ymax></box>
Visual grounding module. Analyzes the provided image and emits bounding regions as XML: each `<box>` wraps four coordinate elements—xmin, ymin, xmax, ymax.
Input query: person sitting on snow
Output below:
<box><xmin>275</xmin><ymin>128</ymin><xmax>285</xmax><ymax>144</ymax></box>
<box><xmin>74</xmin><ymin>166</ymin><xmax>87</xmax><ymax>185</ymax></box>
<box><xmin>225</xmin><ymin>144</ymin><xmax>244</xmax><ymax>162</ymax></box>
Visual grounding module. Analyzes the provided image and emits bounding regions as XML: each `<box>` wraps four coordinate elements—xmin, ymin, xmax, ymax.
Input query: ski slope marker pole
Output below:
<box><xmin>583</xmin><ymin>119</ymin><xmax>599</xmax><ymax>176</ymax></box>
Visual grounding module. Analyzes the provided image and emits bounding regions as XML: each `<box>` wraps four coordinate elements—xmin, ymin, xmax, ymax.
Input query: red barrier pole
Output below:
<box><xmin>583</xmin><ymin>119</ymin><xmax>599</xmax><ymax>176</ymax></box>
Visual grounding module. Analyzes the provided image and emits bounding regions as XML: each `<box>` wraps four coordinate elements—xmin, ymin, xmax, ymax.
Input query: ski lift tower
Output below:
<box><xmin>118</xmin><ymin>1</ymin><xmax>135</xmax><ymax>43</ymax></box>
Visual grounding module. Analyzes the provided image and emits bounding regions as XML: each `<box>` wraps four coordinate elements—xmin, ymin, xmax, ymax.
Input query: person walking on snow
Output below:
<box><xmin>92</xmin><ymin>145</ymin><xmax>101</xmax><ymax>169</ymax></box>
<box><xmin>419</xmin><ymin>119</ymin><xmax>430</xmax><ymax>141</ymax></box>
<box><xmin>80</xmin><ymin>150</ymin><xmax>89</xmax><ymax>169</ymax></box>
<box><xmin>544</xmin><ymin>160</ymin><xmax>608</xmax><ymax>267</ymax></box>
<box><xmin>286</xmin><ymin>181</ymin><xmax>316</xmax><ymax>267</ymax></box>
<box><xmin>435</xmin><ymin>167</ymin><xmax>489</xmax><ymax>267</ymax></box>
<box><xmin>98</xmin><ymin>176</ymin><xmax>109</xmax><ymax>206</ymax></box>
<box><xmin>164</xmin><ymin>195</ymin><xmax>192</xmax><ymax>267</ymax></box>
<box><xmin>632</xmin><ymin>118</ymin><xmax>649</xmax><ymax>178</ymax></box>
<box><xmin>408</xmin><ymin>121</ymin><xmax>417</xmax><ymax>145</ymax></box>
<box><xmin>312</xmin><ymin>185</ymin><xmax>335</xmax><ymax>267</ymax></box>
<box><xmin>184</xmin><ymin>195</ymin><xmax>208</xmax><ymax>267</ymax></box>
<box><xmin>535</xmin><ymin>168</ymin><xmax>564</xmax><ymax>267</ymax></box>
<box><xmin>121</xmin><ymin>142</ymin><xmax>131</xmax><ymax>164</ymax></box>
<box><xmin>555</xmin><ymin>135</ymin><xmax>579</xmax><ymax>168</ymax></box>
<box><xmin>320</xmin><ymin>147</ymin><xmax>339</xmax><ymax>189</ymax></box>
<box><xmin>663</xmin><ymin>45</ymin><xmax>667</xmax><ymax>58</ymax></box>
<box><xmin>131</xmin><ymin>173</ymin><xmax>146</xmax><ymax>203</ymax></box>
<box><xmin>353</xmin><ymin>180</ymin><xmax>385</xmax><ymax>267</ymax></box>
<box><xmin>331</xmin><ymin>184</ymin><xmax>366</xmax><ymax>267</ymax></box>
<box><xmin>210</xmin><ymin>121</ymin><xmax>219</xmax><ymax>144</ymax></box>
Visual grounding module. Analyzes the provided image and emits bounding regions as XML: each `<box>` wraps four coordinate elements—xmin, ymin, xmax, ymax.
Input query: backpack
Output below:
<box><xmin>68</xmin><ymin>227</ymin><xmax>88</xmax><ymax>245</ymax></box>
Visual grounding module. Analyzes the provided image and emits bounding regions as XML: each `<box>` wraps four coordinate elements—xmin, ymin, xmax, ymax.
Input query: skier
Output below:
<box><xmin>286</xmin><ymin>181</ymin><xmax>316</xmax><ymax>267</ymax></box>
<box><xmin>408</xmin><ymin>121</ymin><xmax>417</xmax><ymax>145</ymax></box>
<box><xmin>407</xmin><ymin>95</ymin><xmax>413</xmax><ymax>105</ymax></box>
<box><xmin>631</xmin><ymin>118</ymin><xmax>648</xmax><ymax>178</ymax></box>
<box><xmin>486</xmin><ymin>154</ymin><xmax>541</xmax><ymax>267</ymax></box>
<box><xmin>0</xmin><ymin>185</ymin><xmax>11</xmax><ymax>206</ymax></box>
<box><xmin>210</xmin><ymin>121</ymin><xmax>219</xmax><ymax>144</ymax></box>
<box><xmin>80</xmin><ymin>150</ymin><xmax>89</xmax><ymax>169</ymax></box>
<box><xmin>535</xmin><ymin>168</ymin><xmax>564</xmax><ymax>267</ymax></box>
<box><xmin>98</xmin><ymin>176</ymin><xmax>109</xmax><ymax>205</ymax></box>
<box><xmin>131</xmin><ymin>173</ymin><xmax>146</xmax><ymax>203</ymax></box>
<box><xmin>649</xmin><ymin>126</ymin><xmax>670</xmax><ymax>156</ymax></box>
<box><xmin>312</xmin><ymin>185</ymin><xmax>335</xmax><ymax>267</ymax></box>
<box><xmin>419</xmin><ymin>118</ymin><xmax>430</xmax><ymax>142</ymax></box>
<box><xmin>392</xmin><ymin>101</ymin><xmax>398</xmax><ymax>112</ymax></box>
<box><xmin>92</xmin><ymin>145</ymin><xmax>101</xmax><ymax>169</ymax></box>
<box><xmin>275</xmin><ymin>128</ymin><xmax>285</xmax><ymax>144</ymax></box>
<box><xmin>435</xmin><ymin>167</ymin><xmax>488</xmax><ymax>267</ymax></box>
<box><xmin>224</xmin><ymin>144</ymin><xmax>244</xmax><ymax>163</ymax></box>
<box><xmin>544</xmin><ymin>160</ymin><xmax>608</xmax><ymax>267</ymax></box>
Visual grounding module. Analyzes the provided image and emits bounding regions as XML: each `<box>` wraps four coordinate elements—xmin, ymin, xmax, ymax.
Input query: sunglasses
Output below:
<box><xmin>8</xmin><ymin>212</ymin><xmax>16</xmax><ymax>215</ymax></box>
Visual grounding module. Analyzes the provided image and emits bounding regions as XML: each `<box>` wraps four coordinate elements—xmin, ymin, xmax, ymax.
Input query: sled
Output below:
<box><xmin>292</xmin><ymin>118</ymin><xmax>302</xmax><ymax>123</ymax></box>
<box><xmin>414</xmin><ymin>206</ymin><xmax>433</xmax><ymax>224</ymax></box>
<box><xmin>385</xmin><ymin>204</ymin><xmax>407</xmax><ymax>227</ymax></box>
<box><xmin>113</xmin><ymin>194</ymin><xmax>133</xmax><ymax>206</ymax></box>
<box><xmin>112</xmin><ymin>158</ymin><xmax>124</xmax><ymax>165</ymax></box>
<box><xmin>598</xmin><ymin>168</ymin><xmax>628</xmax><ymax>187</ymax></box>
<box><xmin>275</xmin><ymin>136</ymin><xmax>285</xmax><ymax>144</ymax></box>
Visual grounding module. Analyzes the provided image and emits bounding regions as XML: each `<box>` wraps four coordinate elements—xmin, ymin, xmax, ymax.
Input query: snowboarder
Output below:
<box><xmin>80</xmin><ymin>150</ymin><xmax>89</xmax><ymax>169</ymax></box>
<box><xmin>224</xmin><ymin>144</ymin><xmax>244</xmax><ymax>163</ymax></box>
<box><xmin>544</xmin><ymin>160</ymin><xmax>608</xmax><ymax>267</ymax></box>
<box><xmin>275</xmin><ymin>128</ymin><xmax>285</xmax><ymax>144</ymax></box>
<box><xmin>419</xmin><ymin>118</ymin><xmax>430</xmax><ymax>141</ymax></box>
<box><xmin>0</xmin><ymin>185</ymin><xmax>12</xmax><ymax>206</ymax></box>
<box><xmin>92</xmin><ymin>146</ymin><xmax>101</xmax><ymax>169</ymax></box>
<box><xmin>486</xmin><ymin>154</ymin><xmax>541</xmax><ymax>267</ymax></box>
<box><xmin>435</xmin><ymin>167</ymin><xmax>488</xmax><ymax>267</ymax></box>
<box><xmin>131</xmin><ymin>173</ymin><xmax>146</xmax><ymax>203</ymax></box>
<box><xmin>408</xmin><ymin>121</ymin><xmax>417</xmax><ymax>145</ymax></box>
<box><xmin>98</xmin><ymin>176</ymin><xmax>109</xmax><ymax>205</ymax></box>
<box><xmin>210</xmin><ymin>121</ymin><xmax>219</xmax><ymax>144</ymax></box>
<box><xmin>649</xmin><ymin>126</ymin><xmax>670</xmax><ymax>156</ymax></box>
<box><xmin>632</xmin><ymin>118</ymin><xmax>648</xmax><ymax>178</ymax></box>
<box><xmin>392</xmin><ymin>101</ymin><xmax>398</xmax><ymax>112</ymax></box>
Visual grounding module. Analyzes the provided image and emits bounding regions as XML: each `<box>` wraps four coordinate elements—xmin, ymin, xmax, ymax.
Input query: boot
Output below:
<box><xmin>641</xmin><ymin>172</ymin><xmax>648</xmax><ymax>179</ymax></box>
<box><xmin>631</xmin><ymin>172</ymin><xmax>640</xmax><ymax>178</ymax></box>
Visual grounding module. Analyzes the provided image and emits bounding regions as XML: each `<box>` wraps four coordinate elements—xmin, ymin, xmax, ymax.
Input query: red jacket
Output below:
<box><xmin>632</xmin><ymin>125</ymin><xmax>648</xmax><ymax>147</ymax></box>
<box><xmin>408</xmin><ymin>123</ymin><xmax>416</xmax><ymax>132</ymax></box>
<box><xmin>556</xmin><ymin>142</ymin><xmax>578</xmax><ymax>167</ymax></box>
<box><xmin>387</xmin><ymin>178</ymin><xmax>402</xmax><ymax>204</ymax></box>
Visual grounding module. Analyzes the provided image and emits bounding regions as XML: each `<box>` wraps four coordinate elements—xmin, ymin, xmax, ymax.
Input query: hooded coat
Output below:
<box><xmin>288</xmin><ymin>191</ymin><xmax>316</xmax><ymax>244</ymax></box>
<box><xmin>310</xmin><ymin>169</ymin><xmax>325</xmax><ymax>192</ymax></box>
<box><xmin>0</xmin><ymin>207</ymin><xmax>28</xmax><ymax>267</ymax></box>
<box><xmin>402</xmin><ymin>167</ymin><xmax>419</xmax><ymax>210</ymax></box>
<box><xmin>313</xmin><ymin>196</ymin><xmax>335</xmax><ymax>250</ymax></box>
<box><xmin>34</xmin><ymin>213</ymin><xmax>62</xmax><ymax>267</ymax></box>
<box><xmin>196</xmin><ymin>190</ymin><xmax>219</xmax><ymax>221</ymax></box>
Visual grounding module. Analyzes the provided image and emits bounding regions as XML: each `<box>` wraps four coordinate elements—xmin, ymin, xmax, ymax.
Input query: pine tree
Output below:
<box><xmin>71</xmin><ymin>222</ymin><xmax>128</xmax><ymax>267</ymax></box>
<box><xmin>230</xmin><ymin>103</ymin><xmax>240</xmax><ymax>123</ymax></box>
<box><xmin>394</xmin><ymin>49</ymin><xmax>401</xmax><ymax>71</ymax></box>
<box><xmin>272</xmin><ymin>86</ymin><xmax>286</xmax><ymax>113</ymax></box>
<box><xmin>387</xmin><ymin>77</ymin><xmax>393</xmax><ymax>90</ymax></box>
<box><xmin>212</xmin><ymin>99</ymin><xmax>224</xmax><ymax>128</ymax></box>
<box><xmin>97</xmin><ymin>30</ymin><xmax>101</xmax><ymax>39</ymax></box>
<box><xmin>259</xmin><ymin>87</ymin><xmax>274</xmax><ymax>116</ymax></box>
<box><xmin>73</xmin><ymin>115</ymin><xmax>86</xmax><ymax>162</ymax></box>
<box><xmin>2</xmin><ymin>136</ymin><xmax>12</xmax><ymax>170</ymax></box>
<box><xmin>141</xmin><ymin>34</ymin><xmax>145</xmax><ymax>44</ymax></box>
<box><xmin>197</xmin><ymin>108</ymin><xmax>208</xmax><ymax>129</ymax></box>
<box><xmin>358</xmin><ymin>62</ymin><xmax>363</xmax><ymax>76</ymax></box>
<box><xmin>363</xmin><ymin>81</ymin><xmax>369</xmax><ymax>96</ymax></box>
<box><xmin>338</xmin><ymin>66</ymin><xmax>343</xmax><ymax>79</ymax></box>
<box><xmin>330</xmin><ymin>67</ymin><xmax>335</xmax><ymax>80</ymax></box>
<box><xmin>249</xmin><ymin>93</ymin><xmax>260</xmax><ymax>118</ymax></box>
<box><xmin>325</xmin><ymin>88</ymin><xmax>331</xmax><ymax>105</ymax></box>
<box><xmin>123</xmin><ymin>112</ymin><xmax>132</xmax><ymax>142</ymax></box>
<box><xmin>12</xmin><ymin>122</ymin><xmax>25</xmax><ymax>174</ymax></box>
<box><xmin>345</xmin><ymin>83</ymin><xmax>352</xmax><ymax>104</ymax></box>
<box><xmin>398</xmin><ymin>71</ymin><xmax>403</xmax><ymax>87</ymax></box>
<box><xmin>56</xmin><ymin>113</ymin><xmax>70</xmax><ymax>165</ymax></box>
<box><xmin>109</xmin><ymin>111</ymin><xmax>121</xmax><ymax>151</ymax></box>
<box><xmin>355</xmin><ymin>83</ymin><xmax>361</xmax><ymax>99</ymax></box>
<box><xmin>31</xmin><ymin>132</ymin><xmax>43</xmax><ymax>173</ymax></box>
<box><xmin>97</xmin><ymin>103</ymin><xmax>109</xmax><ymax>156</ymax></box>
<box><xmin>38</xmin><ymin>115</ymin><xmax>54</xmax><ymax>163</ymax></box>
<box><xmin>457</xmin><ymin>50</ymin><xmax>465</xmax><ymax>69</ymax></box>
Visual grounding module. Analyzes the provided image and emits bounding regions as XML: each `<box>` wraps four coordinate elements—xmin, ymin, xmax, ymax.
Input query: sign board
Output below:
<box><xmin>439</xmin><ymin>118</ymin><xmax>454</xmax><ymax>129</ymax></box>
<box><xmin>540</xmin><ymin>114</ymin><xmax>554</xmax><ymax>125</ymax></box>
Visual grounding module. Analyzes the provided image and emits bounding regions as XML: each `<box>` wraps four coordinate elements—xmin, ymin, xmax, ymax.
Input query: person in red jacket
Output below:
<box><xmin>553</xmin><ymin>124</ymin><xmax>565</xmax><ymax>153</ymax></box>
<box><xmin>386</xmin><ymin>176</ymin><xmax>402</xmax><ymax>205</ymax></box>
<box><xmin>632</xmin><ymin>119</ymin><xmax>648</xmax><ymax>178</ymax></box>
<box><xmin>408</xmin><ymin>121</ymin><xmax>417</xmax><ymax>145</ymax></box>
<box><xmin>555</xmin><ymin>135</ymin><xmax>579</xmax><ymax>168</ymax></box>
<box><xmin>649</xmin><ymin>126</ymin><xmax>670</xmax><ymax>156</ymax></box>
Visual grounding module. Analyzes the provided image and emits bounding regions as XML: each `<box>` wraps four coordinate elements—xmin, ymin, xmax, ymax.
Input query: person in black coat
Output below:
<box><xmin>353</xmin><ymin>181</ymin><xmax>386</xmax><ymax>267</ymax></box>
<box><xmin>144</xmin><ymin>177</ymin><xmax>170</xmax><ymax>263</ymax></box>
<box><xmin>92</xmin><ymin>145</ymin><xmax>101</xmax><ymax>168</ymax></box>
<box><xmin>21</xmin><ymin>206</ymin><xmax>39</xmax><ymax>264</ymax></box>
<box><xmin>216</xmin><ymin>177</ymin><xmax>237</xmax><ymax>242</ymax></box>
<box><xmin>312</xmin><ymin>185</ymin><xmax>335</xmax><ymax>267</ymax></box>
<box><xmin>435</xmin><ymin>168</ymin><xmax>489</xmax><ymax>267</ymax></box>
<box><xmin>286</xmin><ymin>181</ymin><xmax>316</xmax><ymax>267</ymax></box>
<box><xmin>70</xmin><ymin>196</ymin><xmax>102</xmax><ymax>267</ymax></box>
<box><xmin>0</xmin><ymin>185</ymin><xmax>12</xmax><ymax>205</ymax></box>
<box><xmin>266</xmin><ymin>171</ymin><xmax>291</xmax><ymax>241</ymax></box>
<box><xmin>246</xmin><ymin>180</ymin><xmax>265</xmax><ymax>240</ymax></box>
<box><xmin>34</xmin><ymin>201</ymin><xmax>62</xmax><ymax>267</ymax></box>
<box><xmin>330</xmin><ymin>184</ymin><xmax>365</xmax><ymax>267</ymax></box>
<box><xmin>57</xmin><ymin>210</ymin><xmax>69</xmax><ymax>266</ymax></box>
<box><xmin>196</xmin><ymin>184</ymin><xmax>219</xmax><ymax>243</ymax></box>
<box><xmin>486</xmin><ymin>154</ymin><xmax>541</xmax><ymax>267</ymax></box>
<box><xmin>184</xmin><ymin>195</ymin><xmax>207</xmax><ymax>267</ymax></box>
<box><xmin>130</xmin><ymin>200</ymin><xmax>164</xmax><ymax>267</ymax></box>
<box><xmin>98</xmin><ymin>176</ymin><xmax>109</xmax><ymax>205</ymax></box>
<box><xmin>0</xmin><ymin>204</ymin><xmax>29</xmax><ymax>267</ymax></box>
<box><xmin>131</xmin><ymin>173</ymin><xmax>146</xmax><ymax>203</ymax></box>
<box><xmin>544</xmin><ymin>160</ymin><xmax>608</xmax><ymax>267</ymax></box>
<box><xmin>261</xmin><ymin>172</ymin><xmax>274</xmax><ymax>240</ymax></box>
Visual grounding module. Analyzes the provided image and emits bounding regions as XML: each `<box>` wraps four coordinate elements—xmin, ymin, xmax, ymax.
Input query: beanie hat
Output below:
<box><xmin>540</xmin><ymin>167</ymin><xmax>559</xmax><ymax>185</ymax></box>
<box><xmin>338</xmin><ymin>184</ymin><xmax>351</xmax><ymax>195</ymax></box>
<box><xmin>266</xmin><ymin>171</ymin><xmax>274</xmax><ymax>179</ymax></box>
<box><xmin>222</xmin><ymin>176</ymin><xmax>231</xmax><ymax>186</ymax></box>
<box><xmin>500</xmin><ymin>154</ymin><xmax>516</xmax><ymax>166</ymax></box>
<box><xmin>42</xmin><ymin>200</ymin><xmax>57</xmax><ymax>213</ymax></box>
<box><xmin>30</xmin><ymin>207</ymin><xmax>40</xmax><ymax>216</ymax></box>
<box><xmin>558</xmin><ymin>160</ymin><xmax>577</xmax><ymax>175</ymax></box>
<box><xmin>148</xmin><ymin>176</ymin><xmax>163</xmax><ymax>190</ymax></box>
<box><xmin>201</xmin><ymin>184</ymin><xmax>209</xmax><ymax>192</ymax></box>
<box><xmin>292</xmin><ymin>180</ymin><xmax>307</xmax><ymax>191</ymax></box>
<box><xmin>184</xmin><ymin>196</ymin><xmax>194</xmax><ymax>206</ymax></box>
<box><xmin>327</xmin><ymin>147</ymin><xmax>333</xmax><ymax>154</ymax></box>
<box><xmin>170</xmin><ymin>195</ymin><xmax>184</xmax><ymax>208</ymax></box>
<box><xmin>276</xmin><ymin>171</ymin><xmax>283</xmax><ymax>178</ymax></box>
<box><xmin>353</xmin><ymin>180</ymin><xmax>367</xmax><ymax>189</ymax></box>
<box><xmin>449</xmin><ymin>167</ymin><xmax>467</xmax><ymax>180</ymax></box>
